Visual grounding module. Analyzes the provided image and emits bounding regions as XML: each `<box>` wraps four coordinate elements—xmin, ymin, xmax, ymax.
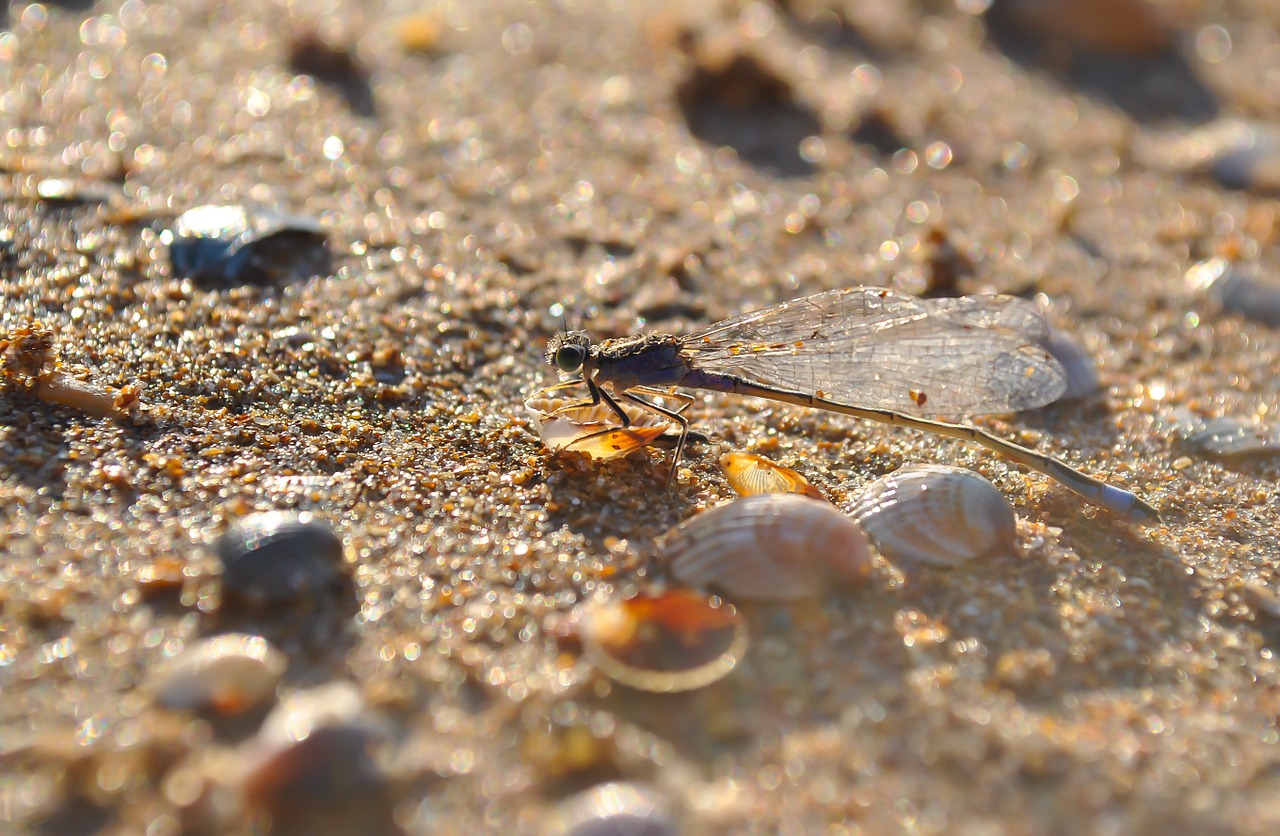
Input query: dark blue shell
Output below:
<box><xmin>169</xmin><ymin>205</ymin><xmax>328</xmax><ymax>285</ymax></box>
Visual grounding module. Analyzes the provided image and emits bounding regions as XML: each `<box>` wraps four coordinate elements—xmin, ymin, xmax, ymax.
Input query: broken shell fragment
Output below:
<box><xmin>146</xmin><ymin>633</ymin><xmax>286</xmax><ymax>714</ymax></box>
<box><xmin>658</xmin><ymin>494</ymin><xmax>870</xmax><ymax>601</ymax></box>
<box><xmin>579</xmin><ymin>588</ymin><xmax>747</xmax><ymax>693</ymax></box>
<box><xmin>524</xmin><ymin>392</ymin><xmax>685</xmax><ymax>461</ymax></box>
<box><xmin>851</xmin><ymin>465</ymin><xmax>1017</xmax><ymax>567</ymax></box>
<box><xmin>719</xmin><ymin>451</ymin><xmax>825</xmax><ymax>500</ymax></box>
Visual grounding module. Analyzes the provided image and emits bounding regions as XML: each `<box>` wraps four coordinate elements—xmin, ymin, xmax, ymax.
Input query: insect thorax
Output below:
<box><xmin>593</xmin><ymin>333</ymin><xmax>689</xmax><ymax>389</ymax></box>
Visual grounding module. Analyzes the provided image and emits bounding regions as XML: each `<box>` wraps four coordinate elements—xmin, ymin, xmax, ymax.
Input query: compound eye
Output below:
<box><xmin>555</xmin><ymin>344</ymin><xmax>586</xmax><ymax>373</ymax></box>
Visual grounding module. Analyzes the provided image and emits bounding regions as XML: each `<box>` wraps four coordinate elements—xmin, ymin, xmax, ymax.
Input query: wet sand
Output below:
<box><xmin>3</xmin><ymin>0</ymin><xmax>1280</xmax><ymax>832</ymax></box>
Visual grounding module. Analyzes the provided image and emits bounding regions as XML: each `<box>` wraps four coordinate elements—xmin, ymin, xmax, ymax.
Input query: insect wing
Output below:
<box><xmin>680</xmin><ymin>287</ymin><xmax>1066</xmax><ymax>416</ymax></box>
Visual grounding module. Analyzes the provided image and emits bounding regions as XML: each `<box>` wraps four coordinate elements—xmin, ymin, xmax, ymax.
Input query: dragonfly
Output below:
<box><xmin>540</xmin><ymin>286</ymin><xmax>1160</xmax><ymax>524</ymax></box>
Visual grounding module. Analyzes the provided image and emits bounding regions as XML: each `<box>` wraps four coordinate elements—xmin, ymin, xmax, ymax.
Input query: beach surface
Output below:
<box><xmin>3</xmin><ymin>0</ymin><xmax>1280</xmax><ymax>832</ymax></box>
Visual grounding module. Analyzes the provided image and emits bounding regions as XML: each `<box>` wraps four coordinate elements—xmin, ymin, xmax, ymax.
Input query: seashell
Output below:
<box><xmin>548</xmin><ymin>782</ymin><xmax>678</xmax><ymax>836</ymax></box>
<box><xmin>1186</xmin><ymin>258</ymin><xmax>1280</xmax><ymax>328</ymax></box>
<box><xmin>1163</xmin><ymin>407</ymin><xmax>1280</xmax><ymax>460</ymax></box>
<box><xmin>658</xmin><ymin>494</ymin><xmax>869</xmax><ymax>600</ymax></box>
<box><xmin>579</xmin><ymin>588</ymin><xmax>747</xmax><ymax>693</ymax></box>
<box><xmin>851</xmin><ymin>465</ymin><xmax>1017</xmax><ymax>567</ymax></box>
<box><xmin>166</xmin><ymin>204</ymin><xmax>329</xmax><ymax>286</ymax></box>
<box><xmin>1140</xmin><ymin>120</ymin><xmax>1280</xmax><ymax>194</ymax></box>
<box><xmin>719</xmin><ymin>451</ymin><xmax>825</xmax><ymax>500</ymax></box>
<box><xmin>238</xmin><ymin>682</ymin><xmax>395</xmax><ymax>834</ymax></box>
<box><xmin>1039</xmin><ymin>328</ymin><xmax>1099</xmax><ymax>402</ymax></box>
<box><xmin>146</xmin><ymin>633</ymin><xmax>286</xmax><ymax>714</ymax></box>
<box><xmin>216</xmin><ymin>511</ymin><xmax>347</xmax><ymax>608</ymax></box>
<box><xmin>524</xmin><ymin>390</ymin><xmax>685</xmax><ymax>461</ymax></box>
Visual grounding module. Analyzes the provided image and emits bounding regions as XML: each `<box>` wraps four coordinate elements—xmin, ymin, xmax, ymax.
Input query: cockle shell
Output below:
<box><xmin>851</xmin><ymin>465</ymin><xmax>1016</xmax><ymax>567</ymax></box>
<box><xmin>719</xmin><ymin>451</ymin><xmax>825</xmax><ymax>500</ymax></box>
<box><xmin>578</xmin><ymin>588</ymin><xmax>747</xmax><ymax>693</ymax></box>
<box><xmin>658</xmin><ymin>494</ymin><xmax>871</xmax><ymax>601</ymax></box>
<box><xmin>524</xmin><ymin>391</ymin><xmax>682</xmax><ymax>461</ymax></box>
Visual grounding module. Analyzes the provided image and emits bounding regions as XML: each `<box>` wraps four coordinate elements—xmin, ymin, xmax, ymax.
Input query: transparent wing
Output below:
<box><xmin>680</xmin><ymin>286</ymin><xmax>1066</xmax><ymax>416</ymax></box>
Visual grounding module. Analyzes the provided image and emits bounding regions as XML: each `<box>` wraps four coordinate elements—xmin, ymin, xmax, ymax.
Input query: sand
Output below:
<box><xmin>3</xmin><ymin>0</ymin><xmax>1280</xmax><ymax>832</ymax></box>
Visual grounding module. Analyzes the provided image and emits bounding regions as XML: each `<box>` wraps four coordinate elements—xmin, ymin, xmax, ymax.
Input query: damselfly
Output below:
<box><xmin>541</xmin><ymin>286</ymin><xmax>1159</xmax><ymax>524</ymax></box>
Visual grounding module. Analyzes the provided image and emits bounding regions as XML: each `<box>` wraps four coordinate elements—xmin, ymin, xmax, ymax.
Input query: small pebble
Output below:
<box><xmin>988</xmin><ymin>0</ymin><xmax>1172</xmax><ymax>57</ymax></box>
<box><xmin>1141</xmin><ymin>121</ymin><xmax>1280</xmax><ymax>194</ymax></box>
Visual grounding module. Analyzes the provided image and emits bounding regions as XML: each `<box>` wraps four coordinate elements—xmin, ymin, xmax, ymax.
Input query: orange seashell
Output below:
<box><xmin>524</xmin><ymin>390</ymin><xmax>685</xmax><ymax>461</ymax></box>
<box><xmin>719</xmin><ymin>450</ymin><xmax>825</xmax><ymax>500</ymax></box>
<box><xmin>579</xmin><ymin>588</ymin><xmax>746</xmax><ymax>692</ymax></box>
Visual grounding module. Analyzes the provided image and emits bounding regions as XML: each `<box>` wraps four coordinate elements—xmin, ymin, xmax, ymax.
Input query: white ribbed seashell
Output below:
<box><xmin>658</xmin><ymin>494</ymin><xmax>871</xmax><ymax>601</ymax></box>
<box><xmin>851</xmin><ymin>465</ymin><xmax>1016</xmax><ymax>567</ymax></box>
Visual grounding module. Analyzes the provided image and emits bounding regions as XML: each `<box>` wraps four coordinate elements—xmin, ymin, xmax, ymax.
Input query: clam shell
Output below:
<box><xmin>524</xmin><ymin>391</ymin><xmax>682</xmax><ymax>461</ymax></box>
<box><xmin>658</xmin><ymin>494</ymin><xmax>870</xmax><ymax>601</ymax></box>
<box><xmin>719</xmin><ymin>451</ymin><xmax>825</xmax><ymax>500</ymax></box>
<box><xmin>851</xmin><ymin>465</ymin><xmax>1016</xmax><ymax>567</ymax></box>
<box><xmin>579</xmin><ymin>588</ymin><xmax>747</xmax><ymax>693</ymax></box>
<box><xmin>146</xmin><ymin>633</ymin><xmax>286</xmax><ymax>714</ymax></box>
